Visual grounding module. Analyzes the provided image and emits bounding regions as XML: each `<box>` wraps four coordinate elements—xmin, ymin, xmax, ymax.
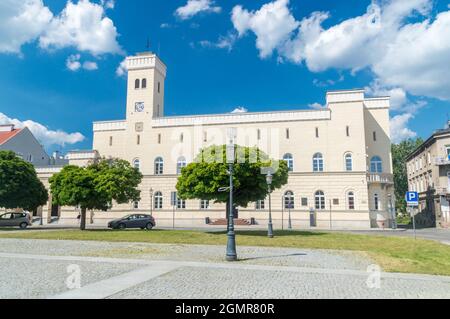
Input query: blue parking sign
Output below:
<box><xmin>405</xmin><ymin>192</ymin><xmax>419</xmax><ymax>207</ymax></box>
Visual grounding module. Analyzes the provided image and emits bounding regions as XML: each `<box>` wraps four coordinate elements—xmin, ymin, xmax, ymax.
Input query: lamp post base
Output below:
<box><xmin>226</xmin><ymin>232</ymin><xmax>238</xmax><ymax>261</ymax></box>
<box><xmin>268</xmin><ymin>223</ymin><xmax>274</xmax><ymax>238</ymax></box>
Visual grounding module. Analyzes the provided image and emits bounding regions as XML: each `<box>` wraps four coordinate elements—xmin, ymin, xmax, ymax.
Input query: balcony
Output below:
<box><xmin>435</xmin><ymin>157</ymin><xmax>450</xmax><ymax>166</ymax></box>
<box><xmin>436</xmin><ymin>187</ymin><xmax>450</xmax><ymax>196</ymax></box>
<box><xmin>367</xmin><ymin>173</ymin><xmax>394</xmax><ymax>185</ymax></box>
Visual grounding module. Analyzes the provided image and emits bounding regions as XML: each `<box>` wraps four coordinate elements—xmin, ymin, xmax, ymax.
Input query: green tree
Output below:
<box><xmin>392</xmin><ymin>138</ymin><xmax>424</xmax><ymax>213</ymax></box>
<box><xmin>50</xmin><ymin>158</ymin><xmax>142</xmax><ymax>230</ymax></box>
<box><xmin>0</xmin><ymin>150</ymin><xmax>48</xmax><ymax>211</ymax></box>
<box><xmin>176</xmin><ymin>145</ymin><xmax>289</xmax><ymax>212</ymax></box>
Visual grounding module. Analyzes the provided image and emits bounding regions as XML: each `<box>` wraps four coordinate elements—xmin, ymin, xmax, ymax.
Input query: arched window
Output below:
<box><xmin>370</xmin><ymin>156</ymin><xmax>383</xmax><ymax>173</ymax></box>
<box><xmin>345</xmin><ymin>153</ymin><xmax>353</xmax><ymax>171</ymax></box>
<box><xmin>133</xmin><ymin>159</ymin><xmax>140</xmax><ymax>171</ymax></box>
<box><xmin>154</xmin><ymin>192</ymin><xmax>163</xmax><ymax>210</ymax></box>
<box><xmin>347</xmin><ymin>191</ymin><xmax>355</xmax><ymax>210</ymax></box>
<box><xmin>284</xmin><ymin>191</ymin><xmax>295</xmax><ymax>209</ymax></box>
<box><xmin>283</xmin><ymin>153</ymin><xmax>294</xmax><ymax>172</ymax></box>
<box><xmin>141</xmin><ymin>78</ymin><xmax>147</xmax><ymax>89</ymax></box>
<box><xmin>313</xmin><ymin>153</ymin><xmax>324</xmax><ymax>172</ymax></box>
<box><xmin>315</xmin><ymin>191</ymin><xmax>325</xmax><ymax>210</ymax></box>
<box><xmin>177</xmin><ymin>156</ymin><xmax>187</xmax><ymax>175</ymax></box>
<box><xmin>155</xmin><ymin>157</ymin><xmax>164</xmax><ymax>175</ymax></box>
<box><xmin>135</xmin><ymin>79</ymin><xmax>140</xmax><ymax>89</ymax></box>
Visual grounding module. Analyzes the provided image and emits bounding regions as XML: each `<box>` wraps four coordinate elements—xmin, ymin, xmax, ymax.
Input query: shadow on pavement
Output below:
<box><xmin>239</xmin><ymin>253</ymin><xmax>307</xmax><ymax>262</ymax></box>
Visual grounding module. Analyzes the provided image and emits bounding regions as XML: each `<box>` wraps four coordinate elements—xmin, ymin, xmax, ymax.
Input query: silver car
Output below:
<box><xmin>0</xmin><ymin>212</ymin><xmax>32</xmax><ymax>229</ymax></box>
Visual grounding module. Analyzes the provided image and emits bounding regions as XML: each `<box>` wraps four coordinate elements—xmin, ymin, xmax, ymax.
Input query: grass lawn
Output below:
<box><xmin>0</xmin><ymin>229</ymin><xmax>449</xmax><ymax>276</ymax></box>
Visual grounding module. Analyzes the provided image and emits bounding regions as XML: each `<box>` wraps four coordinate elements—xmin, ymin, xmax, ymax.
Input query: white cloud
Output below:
<box><xmin>366</xmin><ymin>81</ymin><xmax>408</xmax><ymax>111</ymax></box>
<box><xmin>390</xmin><ymin>113</ymin><xmax>417</xmax><ymax>143</ymax></box>
<box><xmin>101</xmin><ymin>0</ymin><xmax>115</xmax><ymax>9</ymax></box>
<box><xmin>0</xmin><ymin>112</ymin><xmax>85</xmax><ymax>147</ymax></box>
<box><xmin>66</xmin><ymin>54</ymin><xmax>82</xmax><ymax>71</ymax></box>
<box><xmin>82</xmin><ymin>61</ymin><xmax>98</xmax><ymax>71</ymax></box>
<box><xmin>175</xmin><ymin>0</ymin><xmax>221</xmax><ymax>20</ymax></box>
<box><xmin>0</xmin><ymin>0</ymin><xmax>53</xmax><ymax>54</ymax></box>
<box><xmin>199</xmin><ymin>33</ymin><xmax>237</xmax><ymax>51</ymax></box>
<box><xmin>160</xmin><ymin>23</ymin><xmax>172</xmax><ymax>29</ymax></box>
<box><xmin>373</xmin><ymin>10</ymin><xmax>450</xmax><ymax>100</ymax></box>
<box><xmin>66</xmin><ymin>54</ymin><xmax>98</xmax><ymax>71</ymax></box>
<box><xmin>39</xmin><ymin>0</ymin><xmax>123</xmax><ymax>56</ymax></box>
<box><xmin>231</xmin><ymin>0</ymin><xmax>450</xmax><ymax>102</ymax></box>
<box><xmin>231</xmin><ymin>0</ymin><xmax>299</xmax><ymax>58</ymax></box>
<box><xmin>116</xmin><ymin>58</ymin><xmax>127</xmax><ymax>77</ymax></box>
<box><xmin>231</xmin><ymin>107</ymin><xmax>248</xmax><ymax>113</ymax></box>
<box><xmin>308</xmin><ymin>103</ymin><xmax>326</xmax><ymax>110</ymax></box>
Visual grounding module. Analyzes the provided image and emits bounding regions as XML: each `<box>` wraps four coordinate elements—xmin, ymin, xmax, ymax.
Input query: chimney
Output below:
<box><xmin>0</xmin><ymin>124</ymin><xmax>14</xmax><ymax>132</ymax></box>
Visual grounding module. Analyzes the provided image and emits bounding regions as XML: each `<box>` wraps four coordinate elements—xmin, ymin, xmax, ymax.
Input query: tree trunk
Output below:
<box><xmin>80</xmin><ymin>207</ymin><xmax>87</xmax><ymax>231</ymax></box>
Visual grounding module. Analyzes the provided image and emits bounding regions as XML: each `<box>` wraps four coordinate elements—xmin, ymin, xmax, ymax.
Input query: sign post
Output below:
<box><xmin>406</xmin><ymin>192</ymin><xmax>419</xmax><ymax>240</ymax></box>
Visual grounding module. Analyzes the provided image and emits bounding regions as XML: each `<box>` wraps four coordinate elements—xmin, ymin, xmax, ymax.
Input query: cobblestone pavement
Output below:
<box><xmin>0</xmin><ymin>239</ymin><xmax>449</xmax><ymax>299</ymax></box>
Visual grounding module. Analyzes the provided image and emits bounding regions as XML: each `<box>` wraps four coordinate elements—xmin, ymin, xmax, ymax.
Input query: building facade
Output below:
<box><xmin>406</xmin><ymin>126</ymin><xmax>450</xmax><ymax>228</ymax></box>
<box><xmin>0</xmin><ymin>124</ymin><xmax>50</xmax><ymax>166</ymax></box>
<box><xmin>37</xmin><ymin>52</ymin><xmax>395</xmax><ymax>229</ymax></box>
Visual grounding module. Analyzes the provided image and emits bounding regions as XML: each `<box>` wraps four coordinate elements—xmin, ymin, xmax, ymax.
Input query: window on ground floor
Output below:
<box><xmin>200</xmin><ymin>200</ymin><xmax>210</xmax><ymax>210</ymax></box>
<box><xmin>256</xmin><ymin>200</ymin><xmax>265</xmax><ymax>210</ymax></box>
<box><xmin>315</xmin><ymin>191</ymin><xmax>326</xmax><ymax>210</ymax></box>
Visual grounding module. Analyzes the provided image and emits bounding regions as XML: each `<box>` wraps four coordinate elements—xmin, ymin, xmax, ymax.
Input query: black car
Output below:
<box><xmin>108</xmin><ymin>214</ymin><xmax>156</xmax><ymax>230</ymax></box>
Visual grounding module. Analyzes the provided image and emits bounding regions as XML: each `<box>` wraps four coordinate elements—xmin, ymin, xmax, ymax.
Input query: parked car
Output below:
<box><xmin>108</xmin><ymin>214</ymin><xmax>156</xmax><ymax>230</ymax></box>
<box><xmin>0</xmin><ymin>212</ymin><xmax>32</xmax><ymax>229</ymax></box>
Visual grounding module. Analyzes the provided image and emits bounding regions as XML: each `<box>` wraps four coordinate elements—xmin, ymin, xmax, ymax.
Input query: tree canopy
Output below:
<box><xmin>0</xmin><ymin>150</ymin><xmax>48</xmax><ymax>211</ymax></box>
<box><xmin>392</xmin><ymin>138</ymin><xmax>424</xmax><ymax>213</ymax></box>
<box><xmin>176</xmin><ymin>145</ymin><xmax>289</xmax><ymax>208</ymax></box>
<box><xmin>50</xmin><ymin>158</ymin><xmax>142</xmax><ymax>230</ymax></box>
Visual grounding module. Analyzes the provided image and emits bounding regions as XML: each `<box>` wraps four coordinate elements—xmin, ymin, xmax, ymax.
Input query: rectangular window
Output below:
<box><xmin>133</xmin><ymin>201</ymin><xmax>139</xmax><ymax>210</ymax></box>
<box><xmin>286</xmin><ymin>128</ymin><xmax>290</xmax><ymax>139</ymax></box>
<box><xmin>109</xmin><ymin>136</ymin><xmax>113</xmax><ymax>146</ymax></box>
<box><xmin>158</xmin><ymin>134</ymin><xmax>161</xmax><ymax>144</ymax></box>
<box><xmin>373</xmin><ymin>131</ymin><xmax>377</xmax><ymax>141</ymax></box>
<box><xmin>315</xmin><ymin>127</ymin><xmax>319</xmax><ymax>138</ymax></box>
<box><xmin>346</xmin><ymin>126</ymin><xmax>350</xmax><ymax>137</ymax></box>
<box><xmin>256</xmin><ymin>200</ymin><xmax>265</xmax><ymax>210</ymax></box>
<box><xmin>177</xmin><ymin>198</ymin><xmax>186</xmax><ymax>209</ymax></box>
<box><xmin>333</xmin><ymin>199</ymin><xmax>339</xmax><ymax>205</ymax></box>
<box><xmin>200</xmin><ymin>200</ymin><xmax>210</xmax><ymax>210</ymax></box>
<box><xmin>180</xmin><ymin>133</ymin><xmax>184</xmax><ymax>143</ymax></box>
<box><xmin>158</xmin><ymin>82</ymin><xmax>161</xmax><ymax>93</ymax></box>
<box><xmin>301</xmin><ymin>198</ymin><xmax>308</xmax><ymax>207</ymax></box>
<box><xmin>137</xmin><ymin>135</ymin><xmax>140</xmax><ymax>145</ymax></box>
<box><xmin>257</xmin><ymin>129</ymin><xmax>261</xmax><ymax>140</ymax></box>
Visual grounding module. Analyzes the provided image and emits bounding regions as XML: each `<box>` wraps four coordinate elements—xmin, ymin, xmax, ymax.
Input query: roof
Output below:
<box><xmin>406</xmin><ymin>127</ymin><xmax>450</xmax><ymax>161</ymax></box>
<box><xmin>0</xmin><ymin>129</ymin><xmax>22</xmax><ymax>146</ymax></box>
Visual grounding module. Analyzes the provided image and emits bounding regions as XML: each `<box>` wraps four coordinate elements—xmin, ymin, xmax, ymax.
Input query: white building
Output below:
<box><xmin>38</xmin><ymin>52</ymin><xmax>395</xmax><ymax>229</ymax></box>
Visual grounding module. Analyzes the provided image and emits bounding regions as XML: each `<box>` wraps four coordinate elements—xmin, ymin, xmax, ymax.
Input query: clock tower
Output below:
<box><xmin>125</xmin><ymin>52</ymin><xmax>166</xmax><ymax>124</ymax></box>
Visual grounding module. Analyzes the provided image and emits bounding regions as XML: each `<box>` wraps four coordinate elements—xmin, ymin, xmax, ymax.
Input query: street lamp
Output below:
<box><xmin>266</xmin><ymin>171</ymin><xmax>274</xmax><ymax>238</ymax></box>
<box><xmin>225</xmin><ymin>128</ymin><xmax>237</xmax><ymax>262</ymax></box>
<box><xmin>288</xmin><ymin>198</ymin><xmax>292</xmax><ymax>230</ymax></box>
<box><xmin>149</xmin><ymin>188</ymin><xmax>154</xmax><ymax>217</ymax></box>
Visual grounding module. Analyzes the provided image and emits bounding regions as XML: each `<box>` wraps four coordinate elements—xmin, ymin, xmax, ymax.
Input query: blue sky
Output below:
<box><xmin>0</xmin><ymin>0</ymin><xmax>449</xmax><ymax>153</ymax></box>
